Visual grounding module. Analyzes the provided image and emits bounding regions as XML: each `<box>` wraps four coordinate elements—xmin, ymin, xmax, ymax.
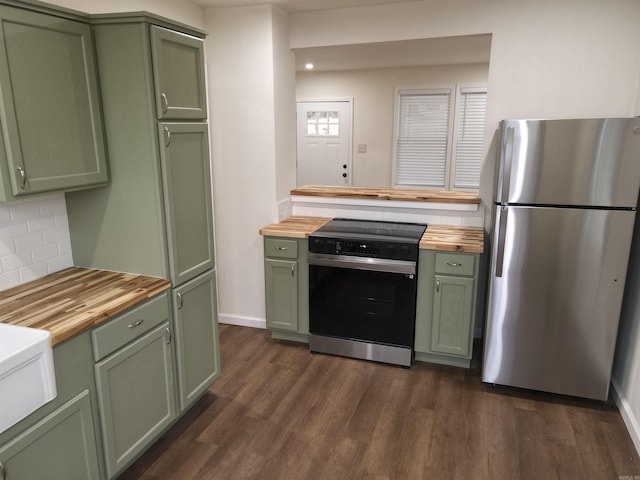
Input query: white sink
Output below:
<box><xmin>0</xmin><ymin>323</ymin><xmax>56</xmax><ymax>434</ymax></box>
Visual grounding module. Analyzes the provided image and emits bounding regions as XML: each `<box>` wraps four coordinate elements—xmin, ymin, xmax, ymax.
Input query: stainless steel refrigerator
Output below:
<box><xmin>483</xmin><ymin>118</ymin><xmax>640</xmax><ymax>400</ymax></box>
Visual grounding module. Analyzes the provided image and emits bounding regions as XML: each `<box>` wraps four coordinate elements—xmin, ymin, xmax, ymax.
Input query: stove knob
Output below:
<box><xmin>310</xmin><ymin>238</ymin><xmax>323</xmax><ymax>252</ymax></box>
<box><xmin>326</xmin><ymin>239</ymin><xmax>337</xmax><ymax>254</ymax></box>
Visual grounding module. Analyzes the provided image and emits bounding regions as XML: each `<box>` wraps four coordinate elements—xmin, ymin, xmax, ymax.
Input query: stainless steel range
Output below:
<box><xmin>308</xmin><ymin>218</ymin><xmax>427</xmax><ymax>367</ymax></box>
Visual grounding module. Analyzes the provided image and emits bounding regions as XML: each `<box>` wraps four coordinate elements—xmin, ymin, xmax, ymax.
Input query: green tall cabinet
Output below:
<box><xmin>414</xmin><ymin>250</ymin><xmax>479</xmax><ymax>368</ymax></box>
<box><xmin>0</xmin><ymin>4</ymin><xmax>108</xmax><ymax>201</ymax></box>
<box><xmin>65</xmin><ymin>15</ymin><xmax>220</xmax><ymax>477</ymax></box>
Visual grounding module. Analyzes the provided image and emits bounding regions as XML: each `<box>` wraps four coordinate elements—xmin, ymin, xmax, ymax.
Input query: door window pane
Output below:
<box><xmin>306</xmin><ymin>111</ymin><xmax>339</xmax><ymax>136</ymax></box>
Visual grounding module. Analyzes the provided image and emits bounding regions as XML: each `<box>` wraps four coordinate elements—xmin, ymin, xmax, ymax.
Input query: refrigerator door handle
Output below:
<box><xmin>500</xmin><ymin>126</ymin><xmax>515</xmax><ymax>203</ymax></box>
<box><xmin>495</xmin><ymin>207</ymin><xmax>508</xmax><ymax>277</ymax></box>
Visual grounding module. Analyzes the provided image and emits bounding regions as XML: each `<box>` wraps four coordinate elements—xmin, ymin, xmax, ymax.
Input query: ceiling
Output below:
<box><xmin>189</xmin><ymin>0</ymin><xmax>411</xmax><ymax>13</ymax></box>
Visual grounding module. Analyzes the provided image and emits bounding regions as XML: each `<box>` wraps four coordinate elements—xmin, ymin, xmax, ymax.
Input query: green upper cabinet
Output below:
<box><xmin>159</xmin><ymin>122</ymin><xmax>215</xmax><ymax>285</ymax></box>
<box><xmin>0</xmin><ymin>6</ymin><xmax>107</xmax><ymax>199</ymax></box>
<box><xmin>150</xmin><ymin>25</ymin><xmax>207</xmax><ymax>120</ymax></box>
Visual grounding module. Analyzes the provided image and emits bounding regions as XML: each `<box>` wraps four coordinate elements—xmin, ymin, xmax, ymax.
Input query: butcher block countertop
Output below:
<box><xmin>291</xmin><ymin>185</ymin><xmax>480</xmax><ymax>205</ymax></box>
<box><xmin>421</xmin><ymin>225</ymin><xmax>484</xmax><ymax>253</ymax></box>
<box><xmin>259</xmin><ymin>216</ymin><xmax>332</xmax><ymax>238</ymax></box>
<box><xmin>260</xmin><ymin>216</ymin><xmax>484</xmax><ymax>253</ymax></box>
<box><xmin>0</xmin><ymin>267</ymin><xmax>171</xmax><ymax>347</ymax></box>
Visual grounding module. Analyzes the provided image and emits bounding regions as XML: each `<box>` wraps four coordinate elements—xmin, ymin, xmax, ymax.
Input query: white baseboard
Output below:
<box><xmin>218</xmin><ymin>313</ymin><xmax>266</xmax><ymax>329</ymax></box>
<box><xmin>611</xmin><ymin>377</ymin><xmax>640</xmax><ymax>457</ymax></box>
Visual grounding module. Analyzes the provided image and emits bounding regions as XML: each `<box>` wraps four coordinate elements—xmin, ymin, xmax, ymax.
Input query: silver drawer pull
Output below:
<box><xmin>446</xmin><ymin>262</ymin><xmax>462</xmax><ymax>267</ymax></box>
<box><xmin>128</xmin><ymin>319</ymin><xmax>144</xmax><ymax>328</ymax></box>
<box><xmin>276</xmin><ymin>246</ymin><xmax>288</xmax><ymax>251</ymax></box>
<box><xmin>291</xmin><ymin>265</ymin><xmax>295</xmax><ymax>277</ymax></box>
<box><xmin>165</xmin><ymin>327</ymin><xmax>172</xmax><ymax>345</ymax></box>
<box><xmin>177</xmin><ymin>292</ymin><xmax>183</xmax><ymax>310</ymax></box>
<box><xmin>0</xmin><ymin>459</ymin><xmax>5</xmax><ymax>480</ymax></box>
<box><xmin>436</xmin><ymin>278</ymin><xmax>440</xmax><ymax>292</ymax></box>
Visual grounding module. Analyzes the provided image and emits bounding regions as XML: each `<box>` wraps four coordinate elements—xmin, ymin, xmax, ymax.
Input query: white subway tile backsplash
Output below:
<box><xmin>0</xmin><ymin>222</ymin><xmax>28</xmax><ymax>240</ymax></box>
<box><xmin>28</xmin><ymin>215</ymin><xmax>57</xmax><ymax>232</ymax></box>
<box><xmin>2</xmin><ymin>251</ymin><xmax>32</xmax><ymax>272</ymax></box>
<box><xmin>0</xmin><ymin>206</ymin><xmax>11</xmax><ymax>224</ymax></box>
<box><xmin>32</xmin><ymin>243</ymin><xmax>59</xmax><ymax>263</ymax></box>
<box><xmin>47</xmin><ymin>253</ymin><xmax>73</xmax><ymax>274</ymax></box>
<box><xmin>10</xmin><ymin>201</ymin><xmax>41</xmax><ymax>221</ymax></box>
<box><xmin>0</xmin><ymin>194</ymin><xmax>73</xmax><ymax>291</ymax></box>
<box><xmin>43</xmin><ymin>226</ymin><xmax>69</xmax><ymax>244</ymax></box>
<box><xmin>15</xmin><ymin>231</ymin><xmax>44</xmax><ymax>253</ymax></box>
<box><xmin>0</xmin><ymin>240</ymin><xmax>15</xmax><ymax>257</ymax></box>
<box><xmin>20</xmin><ymin>262</ymin><xmax>48</xmax><ymax>283</ymax></box>
<box><xmin>0</xmin><ymin>270</ymin><xmax>21</xmax><ymax>290</ymax></box>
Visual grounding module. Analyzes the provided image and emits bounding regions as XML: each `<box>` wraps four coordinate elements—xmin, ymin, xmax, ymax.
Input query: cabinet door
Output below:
<box><xmin>159</xmin><ymin>123</ymin><xmax>215</xmax><ymax>285</ymax></box>
<box><xmin>0</xmin><ymin>390</ymin><xmax>101</xmax><ymax>480</ymax></box>
<box><xmin>431</xmin><ymin>275</ymin><xmax>474</xmax><ymax>356</ymax></box>
<box><xmin>173</xmin><ymin>270</ymin><xmax>220</xmax><ymax>412</ymax></box>
<box><xmin>265</xmin><ymin>258</ymin><xmax>298</xmax><ymax>332</ymax></box>
<box><xmin>0</xmin><ymin>7</ymin><xmax>107</xmax><ymax>195</ymax></box>
<box><xmin>95</xmin><ymin>323</ymin><xmax>176</xmax><ymax>479</ymax></box>
<box><xmin>150</xmin><ymin>25</ymin><xmax>207</xmax><ymax>120</ymax></box>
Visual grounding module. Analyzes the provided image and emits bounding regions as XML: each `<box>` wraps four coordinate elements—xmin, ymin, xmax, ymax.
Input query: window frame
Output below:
<box><xmin>392</xmin><ymin>83</ymin><xmax>487</xmax><ymax>192</ymax></box>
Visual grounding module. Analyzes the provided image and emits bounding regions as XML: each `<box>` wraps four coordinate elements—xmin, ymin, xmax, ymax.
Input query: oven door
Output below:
<box><xmin>308</xmin><ymin>253</ymin><xmax>418</xmax><ymax>348</ymax></box>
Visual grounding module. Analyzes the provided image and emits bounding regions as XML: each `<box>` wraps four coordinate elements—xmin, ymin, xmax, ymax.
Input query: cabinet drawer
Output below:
<box><xmin>264</xmin><ymin>238</ymin><xmax>298</xmax><ymax>259</ymax></box>
<box><xmin>434</xmin><ymin>253</ymin><xmax>475</xmax><ymax>276</ymax></box>
<box><xmin>91</xmin><ymin>292</ymin><xmax>170</xmax><ymax>361</ymax></box>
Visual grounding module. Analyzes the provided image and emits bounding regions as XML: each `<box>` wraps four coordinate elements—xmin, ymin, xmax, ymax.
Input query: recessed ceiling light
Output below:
<box><xmin>305</xmin><ymin>63</ymin><xmax>314</xmax><ymax>70</ymax></box>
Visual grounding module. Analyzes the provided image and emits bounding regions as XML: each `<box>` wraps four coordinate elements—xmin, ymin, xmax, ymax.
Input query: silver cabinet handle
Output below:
<box><xmin>127</xmin><ymin>319</ymin><xmax>144</xmax><ymax>328</ymax></box>
<box><xmin>16</xmin><ymin>165</ymin><xmax>26</xmax><ymax>189</ymax></box>
<box><xmin>436</xmin><ymin>278</ymin><xmax>440</xmax><ymax>293</ymax></box>
<box><xmin>164</xmin><ymin>126</ymin><xmax>171</xmax><ymax>147</ymax></box>
<box><xmin>446</xmin><ymin>262</ymin><xmax>462</xmax><ymax>267</ymax></box>
<box><xmin>161</xmin><ymin>93</ymin><xmax>168</xmax><ymax>113</ymax></box>
<box><xmin>291</xmin><ymin>265</ymin><xmax>295</xmax><ymax>277</ymax></box>
<box><xmin>0</xmin><ymin>459</ymin><xmax>5</xmax><ymax>480</ymax></box>
<box><xmin>165</xmin><ymin>326</ymin><xmax>172</xmax><ymax>345</ymax></box>
<box><xmin>176</xmin><ymin>292</ymin><xmax>183</xmax><ymax>310</ymax></box>
<box><xmin>276</xmin><ymin>246</ymin><xmax>288</xmax><ymax>251</ymax></box>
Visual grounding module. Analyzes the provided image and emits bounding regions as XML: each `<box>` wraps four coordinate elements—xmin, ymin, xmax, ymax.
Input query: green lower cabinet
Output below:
<box><xmin>415</xmin><ymin>250</ymin><xmax>479</xmax><ymax>368</ymax></box>
<box><xmin>265</xmin><ymin>258</ymin><xmax>298</xmax><ymax>332</ymax></box>
<box><xmin>0</xmin><ymin>390</ymin><xmax>101</xmax><ymax>480</ymax></box>
<box><xmin>263</xmin><ymin>236</ymin><xmax>309</xmax><ymax>343</ymax></box>
<box><xmin>173</xmin><ymin>270</ymin><xmax>221</xmax><ymax>412</ymax></box>
<box><xmin>94</xmin><ymin>323</ymin><xmax>176</xmax><ymax>479</ymax></box>
<box><xmin>431</xmin><ymin>275</ymin><xmax>474</xmax><ymax>356</ymax></box>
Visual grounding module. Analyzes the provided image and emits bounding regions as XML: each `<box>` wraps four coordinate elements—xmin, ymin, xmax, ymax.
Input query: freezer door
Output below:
<box><xmin>483</xmin><ymin>205</ymin><xmax>636</xmax><ymax>400</ymax></box>
<box><xmin>497</xmin><ymin>118</ymin><xmax>640</xmax><ymax>208</ymax></box>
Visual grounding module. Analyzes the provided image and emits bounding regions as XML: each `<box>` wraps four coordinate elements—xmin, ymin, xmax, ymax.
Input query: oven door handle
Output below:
<box><xmin>308</xmin><ymin>253</ymin><xmax>416</xmax><ymax>275</ymax></box>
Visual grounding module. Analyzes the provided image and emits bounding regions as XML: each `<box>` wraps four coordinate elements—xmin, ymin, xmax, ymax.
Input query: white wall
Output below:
<box><xmin>296</xmin><ymin>63</ymin><xmax>489</xmax><ymax>187</ymax></box>
<box><xmin>206</xmin><ymin>5</ymin><xmax>293</xmax><ymax>328</ymax></box>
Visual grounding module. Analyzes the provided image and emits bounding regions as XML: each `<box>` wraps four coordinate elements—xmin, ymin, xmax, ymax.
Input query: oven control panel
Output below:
<box><xmin>309</xmin><ymin>237</ymin><xmax>418</xmax><ymax>261</ymax></box>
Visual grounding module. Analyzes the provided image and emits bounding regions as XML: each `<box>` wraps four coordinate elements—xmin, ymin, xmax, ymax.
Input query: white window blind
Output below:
<box><xmin>453</xmin><ymin>88</ymin><xmax>487</xmax><ymax>189</ymax></box>
<box><xmin>395</xmin><ymin>89</ymin><xmax>451</xmax><ymax>188</ymax></box>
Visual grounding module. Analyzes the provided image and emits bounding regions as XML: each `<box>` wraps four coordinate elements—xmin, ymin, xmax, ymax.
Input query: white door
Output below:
<box><xmin>296</xmin><ymin>100</ymin><xmax>351</xmax><ymax>186</ymax></box>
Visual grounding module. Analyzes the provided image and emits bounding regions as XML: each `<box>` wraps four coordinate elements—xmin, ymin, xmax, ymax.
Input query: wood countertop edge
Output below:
<box><xmin>291</xmin><ymin>186</ymin><xmax>481</xmax><ymax>205</ymax></box>
<box><xmin>0</xmin><ymin>268</ymin><xmax>172</xmax><ymax>347</ymax></box>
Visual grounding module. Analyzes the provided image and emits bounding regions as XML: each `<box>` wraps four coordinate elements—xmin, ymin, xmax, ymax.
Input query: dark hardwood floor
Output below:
<box><xmin>119</xmin><ymin>324</ymin><xmax>640</xmax><ymax>479</ymax></box>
